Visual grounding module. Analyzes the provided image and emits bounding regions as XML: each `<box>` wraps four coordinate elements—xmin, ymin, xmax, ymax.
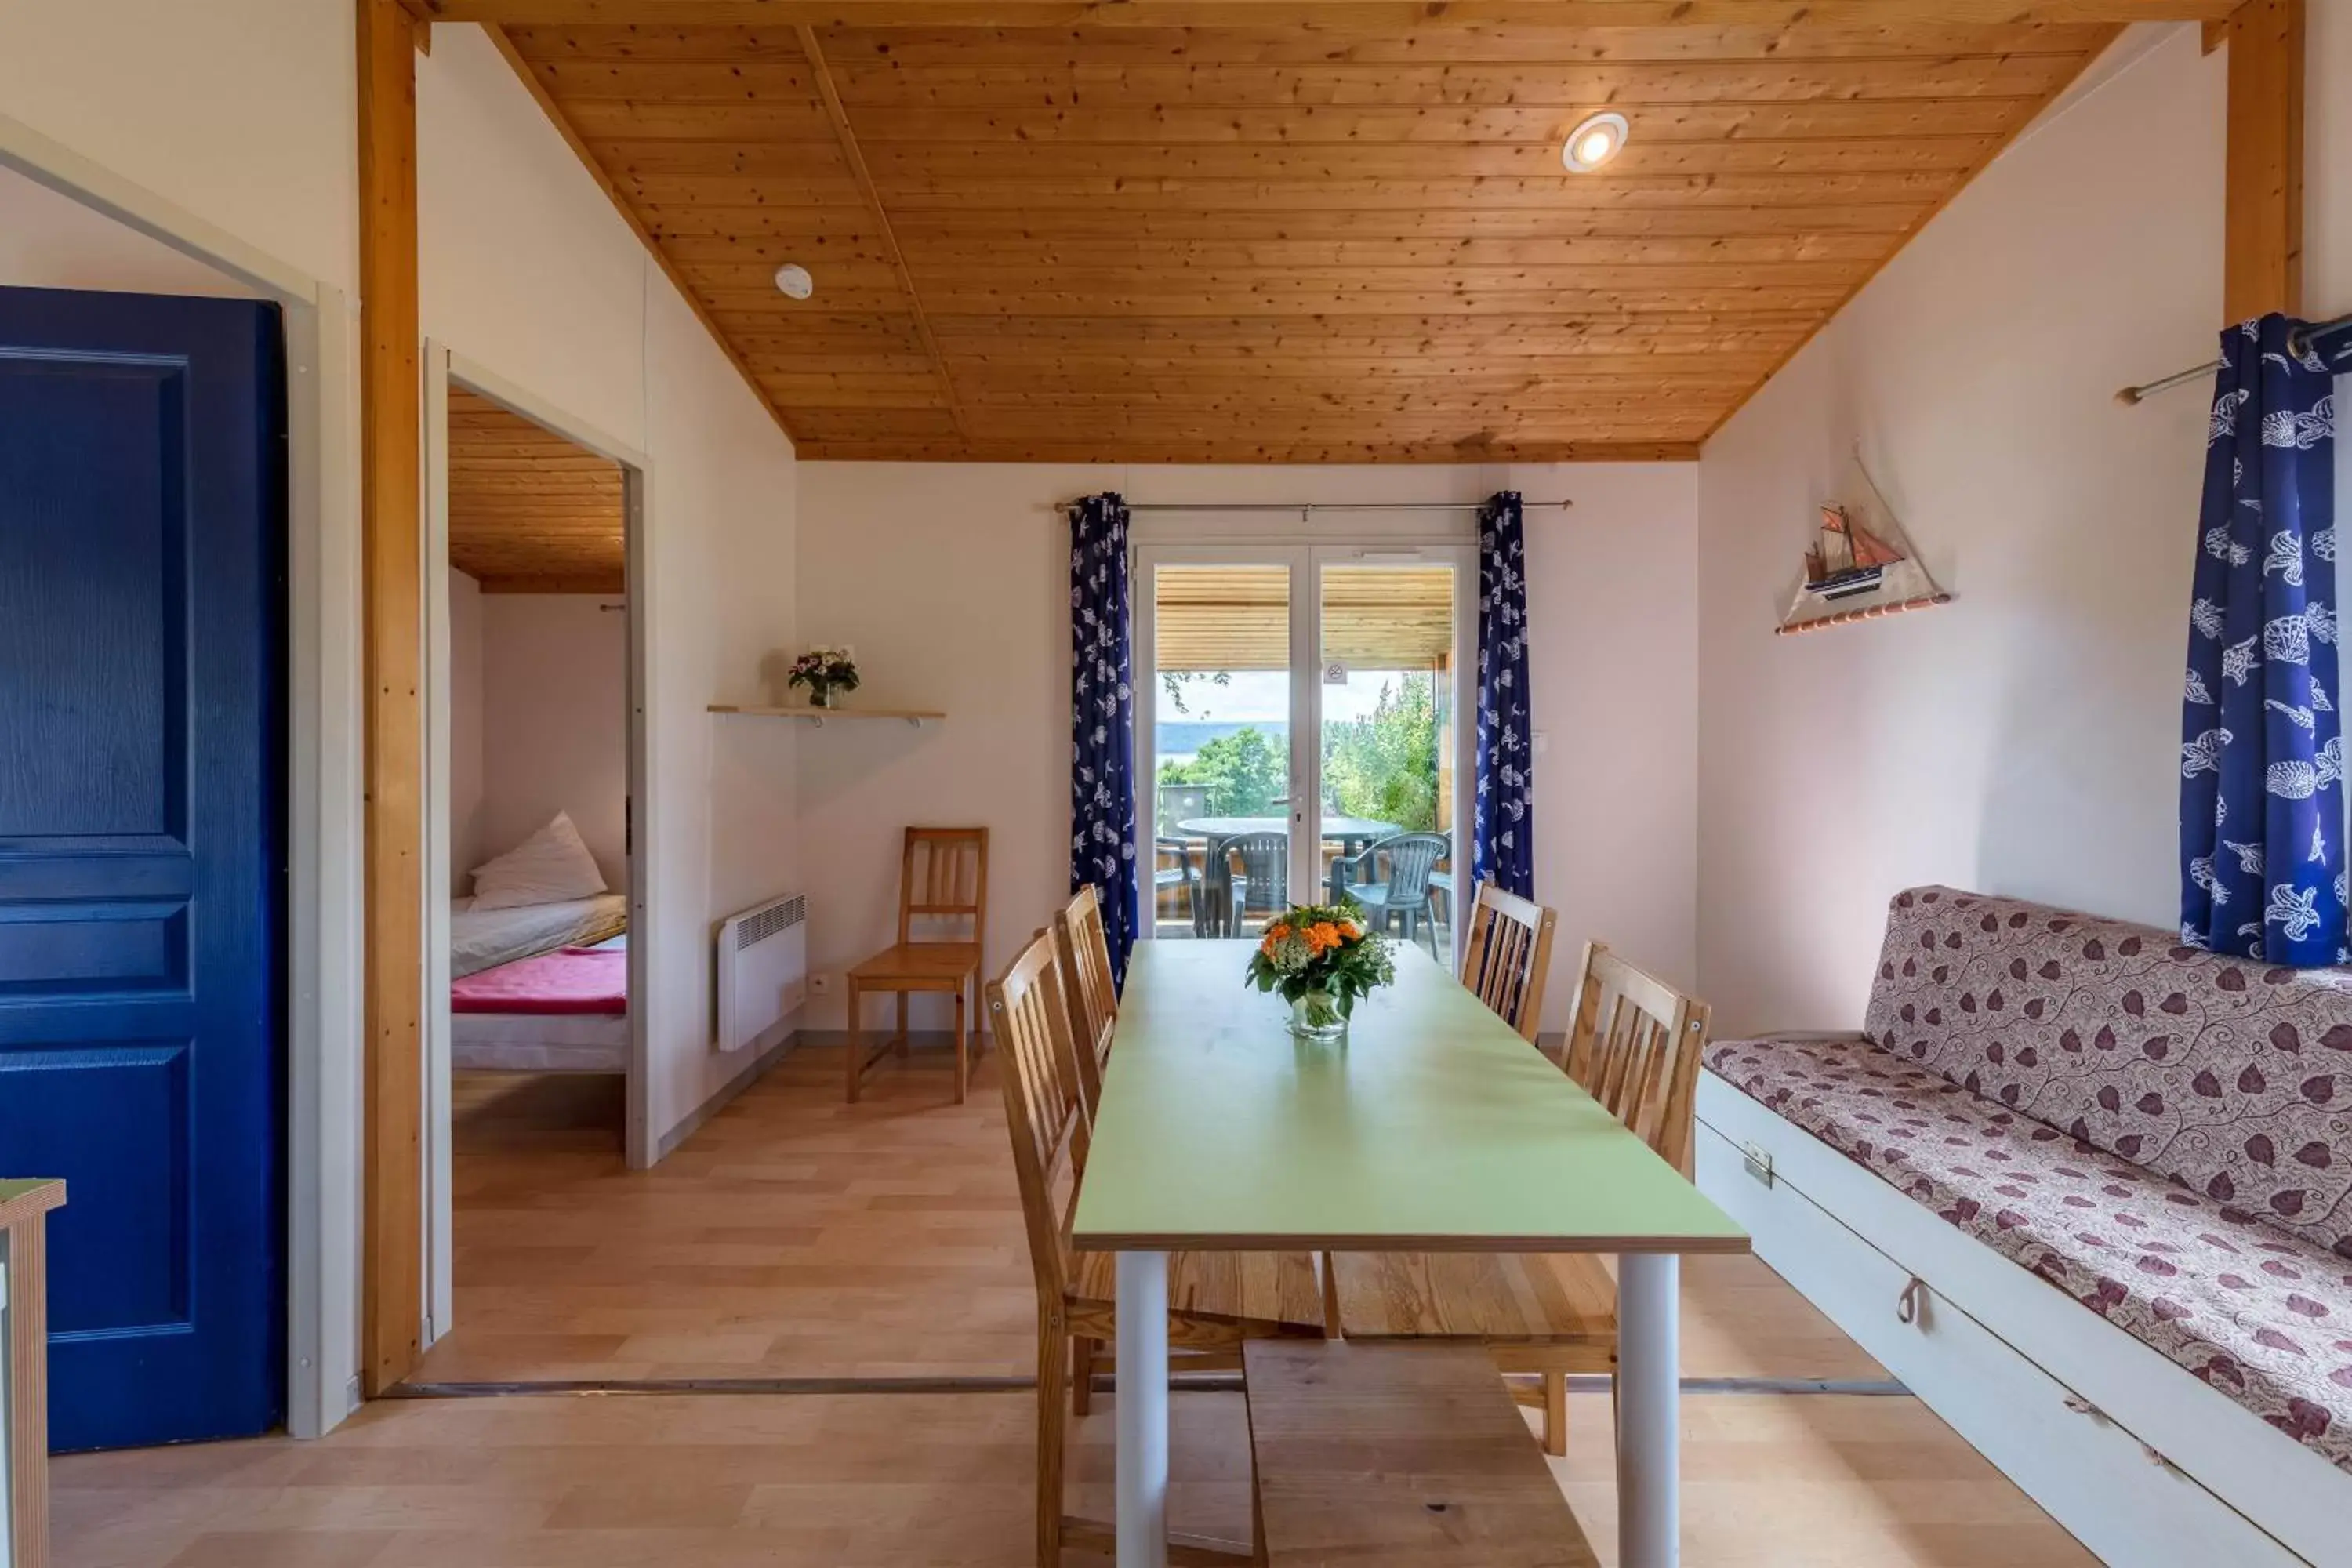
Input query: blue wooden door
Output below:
<box><xmin>0</xmin><ymin>286</ymin><xmax>286</xmax><ymax>1450</ymax></box>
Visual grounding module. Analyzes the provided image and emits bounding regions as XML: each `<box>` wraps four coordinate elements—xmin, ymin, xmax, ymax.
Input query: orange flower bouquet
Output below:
<box><xmin>1245</xmin><ymin>900</ymin><xmax>1396</xmax><ymax>1040</ymax></box>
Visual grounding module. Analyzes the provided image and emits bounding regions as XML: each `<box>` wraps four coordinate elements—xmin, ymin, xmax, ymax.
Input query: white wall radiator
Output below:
<box><xmin>717</xmin><ymin>891</ymin><xmax>807</xmax><ymax>1054</ymax></box>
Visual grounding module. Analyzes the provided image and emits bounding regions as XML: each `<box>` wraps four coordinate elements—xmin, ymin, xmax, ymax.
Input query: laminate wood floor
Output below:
<box><xmin>52</xmin><ymin>1384</ymin><xmax>2092</xmax><ymax>1566</ymax></box>
<box><xmin>420</xmin><ymin>1046</ymin><xmax>1882</xmax><ymax>1386</ymax></box>
<box><xmin>50</xmin><ymin>1040</ymin><xmax>2096</xmax><ymax>1566</ymax></box>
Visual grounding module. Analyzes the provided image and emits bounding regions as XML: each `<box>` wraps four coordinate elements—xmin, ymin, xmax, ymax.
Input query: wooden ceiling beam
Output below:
<box><xmin>426</xmin><ymin>1</ymin><xmax>2229</xmax><ymax>26</ymax></box>
<box><xmin>2221</xmin><ymin>0</ymin><xmax>2303</xmax><ymax>321</ymax></box>
<box><xmin>794</xmin><ymin>24</ymin><xmax>970</xmax><ymax>437</ymax></box>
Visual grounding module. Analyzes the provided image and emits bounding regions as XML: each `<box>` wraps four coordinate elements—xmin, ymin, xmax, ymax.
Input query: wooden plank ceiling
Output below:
<box><xmin>447</xmin><ymin>386</ymin><xmax>627</xmax><ymax>591</ymax></box>
<box><xmin>492</xmin><ymin>14</ymin><xmax>2125</xmax><ymax>463</ymax></box>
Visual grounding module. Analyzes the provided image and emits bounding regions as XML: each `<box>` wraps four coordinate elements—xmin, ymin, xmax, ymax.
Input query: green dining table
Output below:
<box><xmin>1070</xmin><ymin>939</ymin><xmax>1748</xmax><ymax>1568</ymax></box>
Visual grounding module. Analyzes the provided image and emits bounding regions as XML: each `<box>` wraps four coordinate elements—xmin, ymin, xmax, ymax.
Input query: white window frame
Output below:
<box><xmin>1131</xmin><ymin>511</ymin><xmax>1478</xmax><ymax>968</ymax></box>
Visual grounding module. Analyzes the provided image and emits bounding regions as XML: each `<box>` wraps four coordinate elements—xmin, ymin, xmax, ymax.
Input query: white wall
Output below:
<box><xmin>1694</xmin><ymin>20</ymin><xmax>2352</xmax><ymax>1037</ymax></box>
<box><xmin>0</xmin><ymin>0</ymin><xmax>356</xmax><ymax>294</ymax></box>
<box><xmin>416</xmin><ymin>24</ymin><xmax>800</xmax><ymax>1147</ymax></box>
<box><xmin>448</xmin><ymin>568</ymin><xmax>485</xmax><ymax>885</ymax></box>
<box><xmin>470</xmin><ymin>593</ymin><xmax>630</xmax><ymax>891</ymax></box>
<box><xmin>0</xmin><ymin>165</ymin><xmax>261</xmax><ymax>297</ymax></box>
<box><xmin>794</xmin><ymin>461</ymin><xmax>1697</xmax><ymax>1036</ymax></box>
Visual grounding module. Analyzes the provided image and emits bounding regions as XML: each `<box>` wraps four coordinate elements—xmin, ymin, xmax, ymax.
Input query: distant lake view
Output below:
<box><xmin>1156</xmin><ymin>720</ymin><xmax>1287</xmax><ymax>765</ymax></box>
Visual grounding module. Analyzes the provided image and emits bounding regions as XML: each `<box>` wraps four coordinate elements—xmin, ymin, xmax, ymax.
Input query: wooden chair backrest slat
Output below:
<box><xmin>987</xmin><ymin>931</ymin><xmax>1089</xmax><ymax>1307</ymax></box>
<box><xmin>899</xmin><ymin>826</ymin><xmax>989</xmax><ymax>946</ymax></box>
<box><xmin>1052</xmin><ymin>884</ymin><xmax>1119</xmax><ymax>1116</ymax></box>
<box><xmin>1460</xmin><ymin>881</ymin><xmax>1556</xmax><ymax>1042</ymax></box>
<box><xmin>1561</xmin><ymin>940</ymin><xmax>1711</xmax><ymax>1172</ymax></box>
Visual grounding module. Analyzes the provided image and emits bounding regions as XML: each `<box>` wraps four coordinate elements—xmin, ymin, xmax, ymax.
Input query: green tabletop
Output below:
<box><xmin>1071</xmin><ymin>942</ymin><xmax>1748</xmax><ymax>1254</ymax></box>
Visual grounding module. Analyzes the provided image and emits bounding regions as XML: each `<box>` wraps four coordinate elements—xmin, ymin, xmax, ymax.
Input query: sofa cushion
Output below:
<box><xmin>1863</xmin><ymin>886</ymin><xmax>2352</xmax><ymax>1262</ymax></box>
<box><xmin>1708</xmin><ymin>1033</ymin><xmax>2352</xmax><ymax>1475</ymax></box>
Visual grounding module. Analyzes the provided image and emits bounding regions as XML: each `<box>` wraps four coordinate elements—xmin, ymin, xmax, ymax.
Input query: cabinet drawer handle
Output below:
<box><xmin>1740</xmin><ymin>1142</ymin><xmax>1773</xmax><ymax>1186</ymax></box>
<box><xmin>2063</xmin><ymin>1394</ymin><xmax>2106</xmax><ymax>1422</ymax></box>
<box><xmin>1896</xmin><ymin>1276</ymin><xmax>1926</xmax><ymax>1324</ymax></box>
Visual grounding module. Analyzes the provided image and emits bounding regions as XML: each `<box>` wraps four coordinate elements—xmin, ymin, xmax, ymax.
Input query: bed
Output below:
<box><xmin>452</xmin><ymin>892</ymin><xmax>626</xmax><ymax>979</ymax></box>
<box><xmin>450</xmin><ymin>894</ymin><xmax>630</xmax><ymax>1073</ymax></box>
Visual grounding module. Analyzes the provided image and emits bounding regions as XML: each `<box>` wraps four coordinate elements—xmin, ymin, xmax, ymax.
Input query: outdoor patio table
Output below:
<box><xmin>1070</xmin><ymin>940</ymin><xmax>1749</xmax><ymax>1568</ymax></box>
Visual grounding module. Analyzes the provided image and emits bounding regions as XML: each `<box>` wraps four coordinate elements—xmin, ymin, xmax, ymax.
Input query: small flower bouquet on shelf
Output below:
<box><xmin>1245</xmin><ymin>902</ymin><xmax>1396</xmax><ymax>1042</ymax></box>
<box><xmin>787</xmin><ymin>645</ymin><xmax>860</xmax><ymax>709</ymax></box>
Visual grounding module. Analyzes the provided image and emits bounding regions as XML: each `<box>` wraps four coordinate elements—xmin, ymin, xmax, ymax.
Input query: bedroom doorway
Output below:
<box><xmin>421</xmin><ymin>345</ymin><xmax>652</xmax><ymax>1352</ymax></box>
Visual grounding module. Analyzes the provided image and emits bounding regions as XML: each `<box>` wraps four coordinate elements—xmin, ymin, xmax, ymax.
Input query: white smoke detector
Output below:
<box><xmin>773</xmin><ymin>263</ymin><xmax>814</xmax><ymax>300</ymax></box>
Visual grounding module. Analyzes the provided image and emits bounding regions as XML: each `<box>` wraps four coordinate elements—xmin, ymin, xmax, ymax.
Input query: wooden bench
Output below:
<box><xmin>1243</xmin><ymin>1339</ymin><xmax>1599</xmax><ymax>1567</ymax></box>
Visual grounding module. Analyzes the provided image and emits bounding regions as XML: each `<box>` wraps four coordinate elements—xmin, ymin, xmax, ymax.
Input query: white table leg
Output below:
<box><xmin>1116</xmin><ymin>1250</ymin><xmax>1170</xmax><ymax>1568</ymax></box>
<box><xmin>1617</xmin><ymin>1251</ymin><xmax>1679</xmax><ymax>1568</ymax></box>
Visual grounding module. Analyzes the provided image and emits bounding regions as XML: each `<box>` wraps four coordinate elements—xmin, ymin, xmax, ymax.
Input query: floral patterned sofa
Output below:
<box><xmin>1705</xmin><ymin>886</ymin><xmax>2352</xmax><ymax>1483</ymax></box>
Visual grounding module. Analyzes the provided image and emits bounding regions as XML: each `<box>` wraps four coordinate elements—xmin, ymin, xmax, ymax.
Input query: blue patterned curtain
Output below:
<box><xmin>1474</xmin><ymin>492</ymin><xmax>1535</xmax><ymax>899</ymax></box>
<box><xmin>2181</xmin><ymin>314</ymin><xmax>2352</xmax><ymax>964</ymax></box>
<box><xmin>1070</xmin><ymin>493</ymin><xmax>1140</xmax><ymax>985</ymax></box>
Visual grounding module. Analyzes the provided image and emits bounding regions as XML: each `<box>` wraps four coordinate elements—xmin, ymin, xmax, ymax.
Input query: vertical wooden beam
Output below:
<box><xmin>358</xmin><ymin>0</ymin><xmax>424</xmax><ymax>1397</ymax></box>
<box><xmin>2222</xmin><ymin>0</ymin><xmax>2303</xmax><ymax>323</ymax></box>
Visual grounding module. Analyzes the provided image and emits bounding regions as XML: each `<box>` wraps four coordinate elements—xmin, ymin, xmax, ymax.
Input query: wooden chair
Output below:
<box><xmin>1561</xmin><ymin>939</ymin><xmax>1712</xmax><ymax>1174</ymax></box>
<box><xmin>1459</xmin><ymin>880</ymin><xmax>1557</xmax><ymax>1042</ymax></box>
<box><xmin>845</xmin><ymin>826</ymin><xmax>988</xmax><ymax>1105</ymax></box>
<box><xmin>1051</xmin><ymin>883</ymin><xmax>1118</xmax><ymax>1119</ymax></box>
<box><xmin>1329</xmin><ymin>938</ymin><xmax>1713</xmax><ymax>1457</ymax></box>
<box><xmin>987</xmin><ymin>933</ymin><xmax>1327</xmax><ymax>1567</ymax></box>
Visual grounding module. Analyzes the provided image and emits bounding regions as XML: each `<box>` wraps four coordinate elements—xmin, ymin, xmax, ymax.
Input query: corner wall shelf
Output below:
<box><xmin>708</xmin><ymin>703</ymin><xmax>945</xmax><ymax>728</ymax></box>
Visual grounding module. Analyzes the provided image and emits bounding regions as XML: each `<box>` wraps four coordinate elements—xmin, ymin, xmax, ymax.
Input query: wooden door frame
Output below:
<box><xmin>0</xmin><ymin>114</ymin><xmax>365</xmax><ymax>1439</ymax></box>
<box><xmin>419</xmin><ymin>343</ymin><xmax>657</xmax><ymax>1345</ymax></box>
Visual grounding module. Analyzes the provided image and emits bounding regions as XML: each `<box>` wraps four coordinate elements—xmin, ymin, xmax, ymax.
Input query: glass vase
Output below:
<box><xmin>808</xmin><ymin>684</ymin><xmax>837</xmax><ymax>710</ymax></box>
<box><xmin>1287</xmin><ymin>989</ymin><xmax>1347</xmax><ymax>1043</ymax></box>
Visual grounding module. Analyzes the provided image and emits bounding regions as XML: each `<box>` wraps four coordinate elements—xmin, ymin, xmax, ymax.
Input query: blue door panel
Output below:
<box><xmin>0</xmin><ymin>285</ymin><xmax>285</xmax><ymax>1451</ymax></box>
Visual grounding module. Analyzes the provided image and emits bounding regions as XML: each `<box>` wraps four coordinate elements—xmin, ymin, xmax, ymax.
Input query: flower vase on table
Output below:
<box><xmin>1246</xmin><ymin>902</ymin><xmax>1395</xmax><ymax>1043</ymax></box>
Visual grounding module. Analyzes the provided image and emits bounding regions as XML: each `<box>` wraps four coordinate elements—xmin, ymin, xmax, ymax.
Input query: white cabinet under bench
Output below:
<box><xmin>1697</xmin><ymin>1075</ymin><xmax>2343</xmax><ymax>1567</ymax></box>
<box><xmin>1691</xmin><ymin>885</ymin><xmax>2352</xmax><ymax>1568</ymax></box>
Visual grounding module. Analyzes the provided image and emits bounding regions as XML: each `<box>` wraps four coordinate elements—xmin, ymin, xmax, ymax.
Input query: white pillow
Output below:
<box><xmin>468</xmin><ymin>812</ymin><xmax>608</xmax><ymax>911</ymax></box>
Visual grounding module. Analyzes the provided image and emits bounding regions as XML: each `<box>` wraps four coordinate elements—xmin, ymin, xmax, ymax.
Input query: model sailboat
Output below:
<box><xmin>1778</xmin><ymin>451</ymin><xmax>1951</xmax><ymax>637</ymax></box>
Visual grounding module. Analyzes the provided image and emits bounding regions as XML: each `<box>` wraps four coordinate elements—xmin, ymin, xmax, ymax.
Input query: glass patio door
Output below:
<box><xmin>1134</xmin><ymin>539</ymin><xmax>1474</xmax><ymax>966</ymax></box>
<box><xmin>1135</xmin><ymin>547</ymin><xmax>1306</xmax><ymax>943</ymax></box>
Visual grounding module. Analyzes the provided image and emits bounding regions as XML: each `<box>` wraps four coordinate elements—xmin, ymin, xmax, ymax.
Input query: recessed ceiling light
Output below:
<box><xmin>1563</xmin><ymin>112</ymin><xmax>1628</xmax><ymax>173</ymax></box>
<box><xmin>773</xmin><ymin>263</ymin><xmax>814</xmax><ymax>300</ymax></box>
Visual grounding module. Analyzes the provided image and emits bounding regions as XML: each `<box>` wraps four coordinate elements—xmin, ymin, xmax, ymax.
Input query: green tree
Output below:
<box><xmin>1158</xmin><ymin>725</ymin><xmax>1287</xmax><ymax>816</ymax></box>
<box><xmin>1321</xmin><ymin>676</ymin><xmax>1439</xmax><ymax>832</ymax></box>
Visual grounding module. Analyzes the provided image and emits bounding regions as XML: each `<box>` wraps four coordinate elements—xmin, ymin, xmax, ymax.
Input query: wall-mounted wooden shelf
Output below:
<box><xmin>709</xmin><ymin>704</ymin><xmax>945</xmax><ymax>728</ymax></box>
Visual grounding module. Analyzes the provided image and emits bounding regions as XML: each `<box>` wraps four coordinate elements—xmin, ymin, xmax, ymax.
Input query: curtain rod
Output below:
<box><xmin>2115</xmin><ymin>313</ymin><xmax>2352</xmax><ymax>405</ymax></box>
<box><xmin>1064</xmin><ymin>499</ymin><xmax>1573</xmax><ymax>515</ymax></box>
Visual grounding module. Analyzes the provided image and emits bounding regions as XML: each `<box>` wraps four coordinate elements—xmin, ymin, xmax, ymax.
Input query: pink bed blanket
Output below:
<box><xmin>451</xmin><ymin>946</ymin><xmax>626</xmax><ymax>1016</ymax></box>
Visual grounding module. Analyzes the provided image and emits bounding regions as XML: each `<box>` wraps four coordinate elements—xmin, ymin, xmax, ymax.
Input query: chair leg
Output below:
<box><xmin>953</xmin><ymin>984</ymin><xmax>970</xmax><ymax>1105</ymax></box>
<box><xmin>1036</xmin><ymin>1311</ymin><xmax>1068</xmax><ymax>1568</ymax></box>
<box><xmin>844</xmin><ymin>979</ymin><xmax>863</xmax><ymax>1104</ymax></box>
<box><xmin>1543</xmin><ymin>1371</ymin><xmax>1568</xmax><ymax>1457</ymax></box>
<box><xmin>1072</xmin><ymin>1335</ymin><xmax>1097</xmax><ymax>1416</ymax></box>
<box><xmin>895</xmin><ymin>992</ymin><xmax>910</xmax><ymax>1058</ymax></box>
